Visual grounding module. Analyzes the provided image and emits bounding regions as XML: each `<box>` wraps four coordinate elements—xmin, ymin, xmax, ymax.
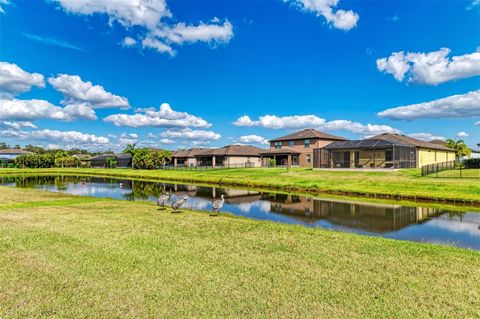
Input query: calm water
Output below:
<box><xmin>2</xmin><ymin>175</ymin><xmax>480</xmax><ymax>250</ymax></box>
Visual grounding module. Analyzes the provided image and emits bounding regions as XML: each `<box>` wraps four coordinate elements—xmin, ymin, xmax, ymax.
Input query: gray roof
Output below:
<box><xmin>0</xmin><ymin>149</ymin><xmax>34</xmax><ymax>155</ymax></box>
<box><xmin>91</xmin><ymin>154</ymin><xmax>131</xmax><ymax>160</ymax></box>
<box><xmin>269</xmin><ymin>129</ymin><xmax>347</xmax><ymax>142</ymax></box>
<box><xmin>325</xmin><ymin>139</ymin><xmax>406</xmax><ymax>150</ymax></box>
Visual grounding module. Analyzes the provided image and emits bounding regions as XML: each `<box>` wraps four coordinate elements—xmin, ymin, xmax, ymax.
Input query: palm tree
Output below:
<box><xmin>123</xmin><ymin>143</ymin><xmax>137</xmax><ymax>169</ymax></box>
<box><xmin>161</xmin><ymin>150</ymin><xmax>172</xmax><ymax>167</ymax></box>
<box><xmin>445</xmin><ymin>139</ymin><xmax>471</xmax><ymax>160</ymax></box>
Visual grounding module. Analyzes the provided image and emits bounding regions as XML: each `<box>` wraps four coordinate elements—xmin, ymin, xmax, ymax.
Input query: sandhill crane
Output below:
<box><xmin>157</xmin><ymin>192</ymin><xmax>170</xmax><ymax>209</ymax></box>
<box><xmin>211</xmin><ymin>194</ymin><xmax>225</xmax><ymax>216</ymax></box>
<box><xmin>171</xmin><ymin>196</ymin><xmax>189</xmax><ymax>212</ymax></box>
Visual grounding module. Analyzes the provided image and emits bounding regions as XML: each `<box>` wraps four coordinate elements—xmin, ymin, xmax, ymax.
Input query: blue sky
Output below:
<box><xmin>0</xmin><ymin>0</ymin><xmax>479</xmax><ymax>151</ymax></box>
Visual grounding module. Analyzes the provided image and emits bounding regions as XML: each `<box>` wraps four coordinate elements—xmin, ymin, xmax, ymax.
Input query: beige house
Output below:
<box><xmin>195</xmin><ymin>145</ymin><xmax>265</xmax><ymax>168</ymax></box>
<box><xmin>260</xmin><ymin>128</ymin><xmax>346</xmax><ymax>167</ymax></box>
<box><xmin>171</xmin><ymin>148</ymin><xmax>207</xmax><ymax>167</ymax></box>
<box><xmin>315</xmin><ymin>133</ymin><xmax>456</xmax><ymax>169</ymax></box>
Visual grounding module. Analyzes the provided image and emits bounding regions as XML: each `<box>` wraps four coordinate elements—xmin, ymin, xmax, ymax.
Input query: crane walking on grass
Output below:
<box><xmin>157</xmin><ymin>192</ymin><xmax>170</xmax><ymax>209</ymax></box>
<box><xmin>171</xmin><ymin>196</ymin><xmax>189</xmax><ymax>213</ymax></box>
<box><xmin>211</xmin><ymin>194</ymin><xmax>225</xmax><ymax>216</ymax></box>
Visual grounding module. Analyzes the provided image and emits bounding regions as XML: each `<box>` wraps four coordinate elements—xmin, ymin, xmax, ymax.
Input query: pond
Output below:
<box><xmin>1</xmin><ymin>175</ymin><xmax>480</xmax><ymax>250</ymax></box>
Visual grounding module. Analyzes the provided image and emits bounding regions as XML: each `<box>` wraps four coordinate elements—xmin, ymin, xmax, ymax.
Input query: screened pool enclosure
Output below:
<box><xmin>313</xmin><ymin>139</ymin><xmax>417</xmax><ymax>169</ymax></box>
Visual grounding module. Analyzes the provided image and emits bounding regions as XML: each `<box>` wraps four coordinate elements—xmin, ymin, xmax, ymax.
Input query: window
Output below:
<box><xmin>288</xmin><ymin>141</ymin><xmax>294</xmax><ymax>147</ymax></box>
<box><xmin>304</xmin><ymin>139</ymin><xmax>310</xmax><ymax>148</ymax></box>
<box><xmin>275</xmin><ymin>141</ymin><xmax>282</xmax><ymax>149</ymax></box>
<box><xmin>306</xmin><ymin>154</ymin><xmax>311</xmax><ymax>163</ymax></box>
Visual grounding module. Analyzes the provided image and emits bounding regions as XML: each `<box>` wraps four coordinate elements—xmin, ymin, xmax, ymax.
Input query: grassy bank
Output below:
<box><xmin>1</xmin><ymin>167</ymin><xmax>480</xmax><ymax>204</ymax></box>
<box><xmin>0</xmin><ymin>187</ymin><xmax>479</xmax><ymax>318</ymax></box>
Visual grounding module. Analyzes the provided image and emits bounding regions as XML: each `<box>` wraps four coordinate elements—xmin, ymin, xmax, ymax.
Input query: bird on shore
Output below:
<box><xmin>211</xmin><ymin>194</ymin><xmax>225</xmax><ymax>216</ymax></box>
<box><xmin>157</xmin><ymin>192</ymin><xmax>170</xmax><ymax>209</ymax></box>
<box><xmin>171</xmin><ymin>196</ymin><xmax>189</xmax><ymax>213</ymax></box>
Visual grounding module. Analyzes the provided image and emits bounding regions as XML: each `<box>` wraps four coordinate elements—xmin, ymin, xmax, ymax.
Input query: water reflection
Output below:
<box><xmin>1</xmin><ymin>175</ymin><xmax>479</xmax><ymax>250</ymax></box>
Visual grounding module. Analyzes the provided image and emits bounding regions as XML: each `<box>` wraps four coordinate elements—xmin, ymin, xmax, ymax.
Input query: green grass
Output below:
<box><xmin>0</xmin><ymin>186</ymin><xmax>479</xmax><ymax>318</ymax></box>
<box><xmin>433</xmin><ymin>168</ymin><xmax>480</xmax><ymax>179</ymax></box>
<box><xmin>1</xmin><ymin>167</ymin><xmax>480</xmax><ymax>204</ymax></box>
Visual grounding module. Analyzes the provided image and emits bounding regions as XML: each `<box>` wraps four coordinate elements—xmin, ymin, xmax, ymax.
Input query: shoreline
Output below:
<box><xmin>1</xmin><ymin>167</ymin><xmax>480</xmax><ymax>206</ymax></box>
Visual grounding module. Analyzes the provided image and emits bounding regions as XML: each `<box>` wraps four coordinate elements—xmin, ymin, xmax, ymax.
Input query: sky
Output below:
<box><xmin>0</xmin><ymin>0</ymin><xmax>479</xmax><ymax>151</ymax></box>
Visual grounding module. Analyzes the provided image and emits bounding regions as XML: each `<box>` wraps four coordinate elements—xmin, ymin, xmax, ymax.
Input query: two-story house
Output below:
<box><xmin>259</xmin><ymin>129</ymin><xmax>346</xmax><ymax>167</ymax></box>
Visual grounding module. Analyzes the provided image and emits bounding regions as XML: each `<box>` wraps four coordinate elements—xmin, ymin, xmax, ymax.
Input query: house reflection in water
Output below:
<box><xmin>264</xmin><ymin>193</ymin><xmax>443</xmax><ymax>233</ymax></box>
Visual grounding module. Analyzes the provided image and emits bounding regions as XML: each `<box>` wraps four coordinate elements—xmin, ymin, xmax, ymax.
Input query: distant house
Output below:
<box><xmin>171</xmin><ymin>148</ymin><xmax>207</xmax><ymax>167</ymax></box>
<box><xmin>90</xmin><ymin>154</ymin><xmax>132</xmax><ymax>168</ymax></box>
<box><xmin>72</xmin><ymin>154</ymin><xmax>92</xmax><ymax>166</ymax></box>
<box><xmin>314</xmin><ymin>133</ymin><xmax>456</xmax><ymax>169</ymax></box>
<box><xmin>260</xmin><ymin>129</ymin><xmax>347</xmax><ymax>167</ymax></box>
<box><xmin>0</xmin><ymin>149</ymin><xmax>34</xmax><ymax>162</ymax></box>
<box><xmin>195</xmin><ymin>145</ymin><xmax>265</xmax><ymax>168</ymax></box>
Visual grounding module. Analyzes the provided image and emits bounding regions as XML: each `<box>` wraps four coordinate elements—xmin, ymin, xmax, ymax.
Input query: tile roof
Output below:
<box><xmin>0</xmin><ymin>149</ymin><xmax>34</xmax><ymax>155</ymax></box>
<box><xmin>195</xmin><ymin>145</ymin><xmax>266</xmax><ymax>157</ymax></box>
<box><xmin>172</xmin><ymin>148</ymin><xmax>208</xmax><ymax>158</ymax></box>
<box><xmin>269</xmin><ymin>128</ymin><xmax>347</xmax><ymax>142</ymax></box>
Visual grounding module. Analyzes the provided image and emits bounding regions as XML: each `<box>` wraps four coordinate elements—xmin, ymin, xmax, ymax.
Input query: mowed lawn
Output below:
<box><xmin>1</xmin><ymin>167</ymin><xmax>480</xmax><ymax>204</ymax></box>
<box><xmin>0</xmin><ymin>187</ymin><xmax>479</xmax><ymax>318</ymax></box>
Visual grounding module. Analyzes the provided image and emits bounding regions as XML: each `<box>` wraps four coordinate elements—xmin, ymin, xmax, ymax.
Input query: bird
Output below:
<box><xmin>157</xmin><ymin>192</ymin><xmax>170</xmax><ymax>210</ymax></box>
<box><xmin>211</xmin><ymin>194</ymin><xmax>225</xmax><ymax>216</ymax></box>
<box><xmin>171</xmin><ymin>196</ymin><xmax>189</xmax><ymax>213</ymax></box>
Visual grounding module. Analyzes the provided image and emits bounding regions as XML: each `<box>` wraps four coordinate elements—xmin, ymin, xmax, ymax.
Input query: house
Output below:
<box><xmin>314</xmin><ymin>133</ymin><xmax>456</xmax><ymax>169</ymax></box>
<box><xmin>195</xmin><ymin>145</ymin><xmax>265</xmax><ymax>168</ymax></box>
<box><xmin>72</xmin><ymin>154</ymin><xmax>92</xmax><ymax>166</ymax></box>
<box><xmin>260</xmin><ymin>128</ymin><xmax>347</xmax><ymax>167</ymax></box>
<box><xmin>91</xmin><ymin>154</ymin><xmax>132</xmax><ymax>168</ymax></box>
<box><xmin>0</xmin><ymin>148</ymin><xmax>34</xmax><ymax>162</ymax></box>
<box><xmin>171</xmin><ymin>148</ymin><xmax>207</xmax><ymax>167</ymax></box>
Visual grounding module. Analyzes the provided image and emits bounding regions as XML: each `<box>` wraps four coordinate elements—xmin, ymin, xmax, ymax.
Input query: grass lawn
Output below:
<box><xmin>434</xmin><ymin>168</ymin><xmax>480</xmax><ymax>179</ymax></box>
<box><xmin>1</xmin><ymin>167</ymin><xmax>480</xmax><ymax>204</ymax></box>
<box><xmin>0</xmin><ymin>187</ymin><xmax>479</xmax><ymax>318</ymax></box>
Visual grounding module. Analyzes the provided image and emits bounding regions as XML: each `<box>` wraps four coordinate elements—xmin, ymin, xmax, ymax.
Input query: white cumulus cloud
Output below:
<box><xmin>0</xmin><ymin>121</ymin><xmax>37</xmax><ymax>130</ymax></box>
<box><xmin>0</xmin><ymin>62</ymin><xmax>45</xmax><ymax>97</ymax></box>
<box><xmin>237</xmin><ymin>135</ymin><xmax>269</xmax><ymax>144</ymax></box>
<box><xmin>104</xmin><ymin>103</ymin><xmax>211</xmax><ymax>128</ymax></box>
<box><xmin>377</xmin><ymin>48</ymin><xmax>480</xmax><ymax>85</ymax></box>
<box><xmin>48</xmin><ymin>74</ymin><xmax>129</xmax><ymax>109</ymax></box>
<box><xmin>287</xmin><ymin>0</ymin><xmax>359</xmax><ymax>30</ymax></box>
<box><xmin>378</xmin><ymin>89</ymin><xmax>480</xmax><ymax>120</ymax></box>
<box><xmin>160</xmin><ymin>128</ymin><xmax>221</xmax><ymax>141</ymax></box>
<box><xmin>457</xmin><ymin>131</ymin><xmax>469</xmax><ymax>138</ymax></box>
<box><xmin>119</xmin><ymin>132</ymin><xmax>139</xmax><ymax>145</ymax></box>
<box><xmin>122</xmin><ymin>36</ymin><xmax>137</xmax><ymax>47</ymax></box>
<box><xmin>52</xmin><ymin>0</ymin><xmax>234</xmax><ymax>56</ymax></box>
<box><xmin>407</xmin><ymin>133</ymin><xmax>446</xmax><ymax>142</ymax></box>
<box><xmin>233</xmin><ymin>114</ymin><xmax>398</xmax><ymax>137</ymax></box>
<box><xmin>1</xmin><ymin>128</ymin><xmax>110</xmax><ymax>149</ymax></box>
<box><xmin>233</xmin><ymin>114</ymin><xmax>326</xmax><ymax>129</ymax></box>
<box><xmin>0</xmin><ymin>99</ymin><xmax>97</xmax><ymax>122</ymax></box>
<box><xmin>52</xmin><ymin>0</ymin><xmax>171</xmax><ymax>30</ymax></box>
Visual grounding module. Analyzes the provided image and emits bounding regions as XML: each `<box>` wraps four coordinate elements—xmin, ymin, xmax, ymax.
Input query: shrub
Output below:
<box><xmin>268</xmin><ymin>159</ymin><xmax>276</xmax><ymax>167</ymax></box>
<box><xmin>132</xmin><ymin>148</ymin><xmax>172</xmax><ymax>170</ymax></box>
<box><xmin>106</xmin><ymin>157</ymin><xmax>117</xmax><ymax>168</ymax></box>
<box><xmin>463</xmin><ymin>158</ymin><xmax>480</xmax><ymax>169</ymax></box>
<box><xmin>15</xmin><ymin>154</ymin><xmax>55</xmax><ymax>168</ymax></box>
<box><xmin>54</xmin><ymin>156</ymin><xmax>81</xmax><ymax>168</ymax></box>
